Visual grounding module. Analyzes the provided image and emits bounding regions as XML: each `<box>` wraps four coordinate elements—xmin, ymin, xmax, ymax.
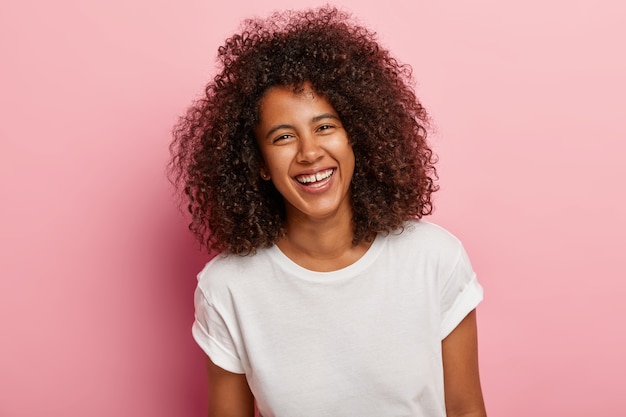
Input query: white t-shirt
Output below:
<box><xmin>192</xmin><ymin>220</ymin><xmax>483</xmax><ymax>417</ymax></box>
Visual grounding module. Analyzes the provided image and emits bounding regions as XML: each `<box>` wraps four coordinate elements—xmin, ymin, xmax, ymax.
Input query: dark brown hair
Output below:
<box><xmin>169</xmin><ymin>5</ymin><xmax>438</xmax><ymax>255</ymax></box>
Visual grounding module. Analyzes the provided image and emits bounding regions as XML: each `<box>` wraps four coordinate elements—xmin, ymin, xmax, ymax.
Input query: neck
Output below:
<box><xmin>278</xmin><ymin>208</ymin><xmax>371</xmax><ymax>272</ymax></box>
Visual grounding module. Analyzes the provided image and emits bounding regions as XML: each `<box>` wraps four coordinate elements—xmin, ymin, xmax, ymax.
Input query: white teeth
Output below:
<box><xmin>296</xmin><ymin>169</ymin><xmax>333</xmax><ymax>184</ymax></box>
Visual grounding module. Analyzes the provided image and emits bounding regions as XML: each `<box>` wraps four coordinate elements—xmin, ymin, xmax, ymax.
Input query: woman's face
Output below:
<box><xmin>254</xmin><ymin>83</ymin><xmax>355</xmax><ymax>223</ymax></box>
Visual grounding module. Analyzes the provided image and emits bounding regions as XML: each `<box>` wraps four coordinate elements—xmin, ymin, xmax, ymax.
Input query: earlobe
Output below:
<box><xmin>260</xmin><ymin>169</ymin><xmax>271</xmax><ymax>181</ymax></box>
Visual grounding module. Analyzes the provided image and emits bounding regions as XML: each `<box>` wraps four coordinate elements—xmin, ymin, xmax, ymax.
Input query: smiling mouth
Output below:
<box><xmin>295</xmin><ymin>168</ymin><xmax>334</xmax><ymax>187</ymax></box>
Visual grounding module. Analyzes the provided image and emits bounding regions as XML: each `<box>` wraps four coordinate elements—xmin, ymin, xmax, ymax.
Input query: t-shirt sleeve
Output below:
<box><xmin>191</xmin><ymin>285</ymin><xmax>245</xmax><ymax>374</ymax></box>
<box><xmin>439</xmin><ymin>242</ymin><xmax>484</xmax><ymax>339</ymax></box>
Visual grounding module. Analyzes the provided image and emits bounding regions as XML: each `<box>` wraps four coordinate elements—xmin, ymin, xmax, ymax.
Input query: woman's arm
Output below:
<box><xmin>442</xmin><ymin>309</ymin><xmax>487</xmax><ymax>417</ymax></box>
<box><xmin>206</xmin><ymin>357</ymin><xmax>255</xmax><ymax>417</ymax></box>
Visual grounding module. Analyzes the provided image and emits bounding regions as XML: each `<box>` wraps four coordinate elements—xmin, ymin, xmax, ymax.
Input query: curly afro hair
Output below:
<box><xmin>169</xmin><ymin>5</ymin><xmax>438</xmax><ymax>255</ymax></box>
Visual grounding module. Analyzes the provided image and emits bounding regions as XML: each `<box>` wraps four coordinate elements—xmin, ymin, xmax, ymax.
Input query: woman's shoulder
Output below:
<box><xmin>386</xmin><ymin>220</ymin><xmax>473</xmax><ymax>276</ymax></box>
<box><xmin>196</xmin><ymin>249</ymin><xmax>273</xmax><ymax>294</ymax></box>
<box><xmin>382</xmin><ymin>219</ymin><xmax>469</xmax><ymax>267</ymax></box>
<box><xmin>392</xmin><ymin>219</ymin><xmax>464</xmax><ymax>249</ymax></box>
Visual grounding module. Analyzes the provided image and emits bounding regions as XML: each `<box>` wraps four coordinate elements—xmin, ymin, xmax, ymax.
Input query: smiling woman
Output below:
<box><xmin>254</xmin><ymin>84</ymin><xmax>355</xmax><ymax>227</ymax></box>
<box><xmin>169</xmin><ymin>5</ymin><xmax>486</xmax><ymax>417</ymax></box>
<box><xmin>254</xmin><ymin>83</ymin><xmax>362</xmax><ymax>272</ymax></box>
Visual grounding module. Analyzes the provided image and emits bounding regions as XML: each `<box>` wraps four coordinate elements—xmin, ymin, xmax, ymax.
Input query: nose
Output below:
<box><xmin>297</xmin><ymin>134</ymin><xmax>324</xmax><ymax>164</ymax></box>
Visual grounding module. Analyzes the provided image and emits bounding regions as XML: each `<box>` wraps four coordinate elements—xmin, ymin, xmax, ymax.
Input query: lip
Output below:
<box><xmin>293</xmin><ymin>166</ymin><xmax>336</xmax><ymax>177</ymax></box>
<box><xmin>294</xmin><ymin>167</ymin><xmax>333</xmax><ymax>182</ymax></box>
<box><xmin>292</xmin><ymin>167</ymin><xmax>336</xmax><ymax>194</ymax></box>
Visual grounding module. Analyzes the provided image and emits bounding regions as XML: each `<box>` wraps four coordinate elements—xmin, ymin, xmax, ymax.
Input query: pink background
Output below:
<box><xmin>1</xmin><ymin>0</ymin><xmax>624</xmax><ymax>415</ymax></box>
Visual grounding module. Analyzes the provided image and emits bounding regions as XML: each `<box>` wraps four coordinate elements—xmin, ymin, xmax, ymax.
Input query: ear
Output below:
<box><xmin>259</xmin><ymin>168</ymin><xmax>271</xmax><ymax>181</ymax></box>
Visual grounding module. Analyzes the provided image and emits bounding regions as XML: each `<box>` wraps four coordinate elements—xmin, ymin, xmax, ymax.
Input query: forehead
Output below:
<box><xmin>257</xmin><ymin>84</ymin><xmax>336</xmax><ymax>122</ymax></box>
<box><xmin>260</xmin><ymin>84</ymin><xmax>315</xmax><ymax>106</ymax></box>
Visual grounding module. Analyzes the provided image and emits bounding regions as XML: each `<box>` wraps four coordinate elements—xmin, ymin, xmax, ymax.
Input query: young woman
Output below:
<box><xmin>170</xmin><ymin>6</ymin><xmax>487</xmax><ymax>417</ymax></box>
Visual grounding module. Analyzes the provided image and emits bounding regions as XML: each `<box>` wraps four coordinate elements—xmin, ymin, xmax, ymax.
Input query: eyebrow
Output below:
<box><xmin>264</xmin><ymin>113</ymin><xmax>340</xmax><ymax>140</ymax></box>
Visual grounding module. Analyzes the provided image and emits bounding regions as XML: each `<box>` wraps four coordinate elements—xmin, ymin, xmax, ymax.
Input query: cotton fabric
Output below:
<box><xmin>192</xmin><ymin>220</ymin><xmax>483</xmax><ymax>417</ymax></box>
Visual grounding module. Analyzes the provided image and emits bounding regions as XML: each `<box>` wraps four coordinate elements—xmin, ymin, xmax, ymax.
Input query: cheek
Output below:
<box><xmin>263</xmin><ymin>149</ymin><xmax>290</xmax><ymax>175</ymax></box>
<box><xmin>345</xmin><ymin>149</ymin><xmax>356</xmax><ymax>182</ymax></box>
<box><xmin>343</xmin><ymin>143</ymin><xmax>356</xmax><ymax>170</ymax></box>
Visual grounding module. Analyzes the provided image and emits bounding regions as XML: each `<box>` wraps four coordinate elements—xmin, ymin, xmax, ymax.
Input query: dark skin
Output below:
<box><xmin>442</xmin><ymin>309</ymin><xmax>487</xmax><ymax>417</ymax></box>
<box><xmin>205</xmin><ymin>357</ymin><xmax>254</xmax><ymax>417</ymax></box>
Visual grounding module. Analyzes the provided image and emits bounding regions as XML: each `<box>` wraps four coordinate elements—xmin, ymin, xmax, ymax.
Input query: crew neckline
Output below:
<box><xmin>266</xmin><ymin>232</ymin><xmax>388</xmax><ymax>282</ymax></box>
